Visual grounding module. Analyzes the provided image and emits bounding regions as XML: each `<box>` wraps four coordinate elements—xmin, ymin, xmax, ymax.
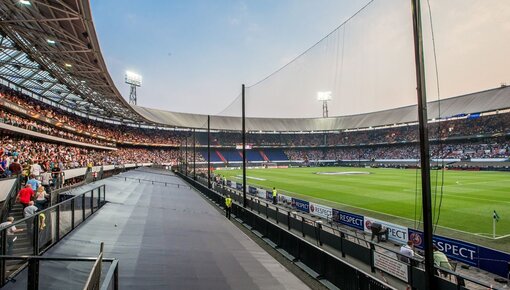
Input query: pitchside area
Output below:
<box><xmin>218</xmin><ymin>167</ymin><xmax>510</xmax><ymax>251</ymax></box>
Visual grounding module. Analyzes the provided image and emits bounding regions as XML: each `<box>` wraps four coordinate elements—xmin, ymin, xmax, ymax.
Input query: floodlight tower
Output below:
<box><xmin>317</xmin><ymin>91</ymin><xmax>332</xmax><ymax>118</ymax></box>
<box><xmin>125</xmin><ymin>71</ymin><xmax>142</xmax><ymax>105</ymax></box>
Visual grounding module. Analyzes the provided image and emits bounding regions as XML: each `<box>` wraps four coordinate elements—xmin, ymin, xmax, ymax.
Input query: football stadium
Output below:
<box><xmin>0</xmin><ymin>0</ymin><xmax>508</xmax><ymax>289</ymax></box>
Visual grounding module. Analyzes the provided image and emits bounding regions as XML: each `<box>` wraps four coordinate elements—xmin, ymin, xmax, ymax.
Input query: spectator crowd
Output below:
<box><xmin>0</xmin><ymin>84</ymin><xmax>508</xmax><ymax>169</ymax></box>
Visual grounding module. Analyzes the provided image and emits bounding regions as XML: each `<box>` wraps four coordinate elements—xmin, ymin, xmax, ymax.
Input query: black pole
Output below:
<box><xmin>193</xmin><ymin>128</ymin><xmax>196</xmax><ymax>180</ymax></box>
<box><xmin>179</xmin><ymin>140</ymin><xmax>184</xmax><ymax>172</ymax></box>
<box><xmin>185</xmin><ymin>134</ymin><xmax>188</xmax><ymax>176</ymax></box>
<box><xmin>411</xmin><ymin>0</ymin><xmax>435</xmax><ymax>289</ymax></box>
<box><xmin>207</xmin><ymin>115</ymin><xmax>211</xmax><ymax>189</ymax></box>
<box><xmin>242</xmin><ymin>84</ymin><xmax>247</xmax><ymax>207</ymax></box>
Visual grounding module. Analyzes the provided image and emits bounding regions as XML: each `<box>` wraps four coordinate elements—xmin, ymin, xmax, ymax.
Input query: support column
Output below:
<box><xmin>242</xmin><ymin>84</ymin><xmax>247</xmax><ymax>208</ymax></box>
<box><xmin>411</xmin><ymin>0</ymin><xmax>435</xmax><ymax>289</ymax></box>
<box><xmin>193</xmin><ymin>128</ymin><xmax>196</xmax><ymax>180</ymax></box>
<box><xmin>207</xmin><ymin>115</ymin><xmax>211</xmax><ymax>189</ymax></box>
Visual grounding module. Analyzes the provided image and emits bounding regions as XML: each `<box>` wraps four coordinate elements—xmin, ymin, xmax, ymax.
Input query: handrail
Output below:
<box><xmin>0</xmin><ymin>175</ymin><xmax>22</xmax><ymax>224</ymax></box>
<box><xmin>2</xmin><ymin>184</ymin><xmax>105</xmax><ymax>228</ymax></box>
<box><xmin>0</xmin><ymin>255</ymin><xmax>119</xmax><ymax>290</ymax></box>
<box><xmin>0</xmin><ymin>184</ymin><xmax>107</xmax><ymax>286</ymax></box>
<box><xmin>83</xmin><ymin>242</ymin><xmax>104</xmax><ymax>290</ymax></box>
<box><xmin>112</xmin><ymin>175</ymin><xmax>191</xmax><ymax>189</ymax></box>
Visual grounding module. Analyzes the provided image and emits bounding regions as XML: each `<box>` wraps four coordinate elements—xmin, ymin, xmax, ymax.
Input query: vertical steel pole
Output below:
<box><xmin>27</xmin><ymin>258</ymin><xmax>39</xmax><ymax>290</ymax></box>
<box><xmin>207</xmin><ymin>115</ymin><xmax>211</xmax><ymax>189</ymax></box>
<box><xmin>179</xmin><ymin>140</ymin><xmax>183</xmax><ymax>173</ymax></box>
<box><xmin>242</xmin><ymin>84</ymin><xmax>247</xmax><ymax>208</ymax></box>
<box><xmin>193</xmin><ymin>128</ymin><xmax>196</xmax><ymax>179</ymax></box>
<box><xmin>411</xmin><ymin>0</ymin><xmax>435</xmax><ymax>289</ymax></box>
<box><xmin>185</xmin><ymin>134</ymin><xmax>188</xmax><ymax>176</ymax></box>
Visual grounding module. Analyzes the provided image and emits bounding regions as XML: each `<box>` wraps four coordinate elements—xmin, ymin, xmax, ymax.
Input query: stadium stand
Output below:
<box><xmin>0</xmin><ymin>1</ymin><xmax>508</xmax><ymax>288</ymax></box>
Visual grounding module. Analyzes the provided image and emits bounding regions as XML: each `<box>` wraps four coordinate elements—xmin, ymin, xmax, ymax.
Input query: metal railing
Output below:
<box><xmin>112</xmin><ymin>175</ymin><xmax>191</xmax><ymax>189</ymax></box>
<box><xmin>186</xmin><ymin>173</ymin><xmax>501</xmax><ymax>290</ymax></box>
<box><xmin>0</xmin><ymin>184</ymin><xmax>107</xmax><ymax>286</ymax></box>
<box><xmin>0</xmin><ymin>255</ymin><xmax>118</xmax><ymax>290</ymax></box>
<box><xmin>84</xmin><ymin>242</ymin><xmax>105</xmax><ymax>290</ymax></box>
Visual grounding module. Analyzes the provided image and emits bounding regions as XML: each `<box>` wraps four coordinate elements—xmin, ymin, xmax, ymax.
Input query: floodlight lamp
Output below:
<box><xmin>19</xmin><ymin>0</ymin><xmax>31</xmax><ymax>5</ymax></box>
<box><xmin>46</xmin><ymin>39</ymin><xmax>56</xmax><ymax>45</ymax></box>
<box><xmin>317</xmin><ymin>91</ymin><xmax>332</xmax><ymax>101</ymax></box>
<box><xmin>125</xmin><ymin>71</ymin><xmax>142</xmax><ymax>87</ymax></box>
<box><xmin>64</xmin><ymin>63</ymin><xmax>72</xmax><ymax>68</ymax></box>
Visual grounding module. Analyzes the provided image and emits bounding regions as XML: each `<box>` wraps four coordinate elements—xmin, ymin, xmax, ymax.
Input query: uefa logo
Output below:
<box><xmin>410</xmin><ymin>232</ymin><xmax>422</xmax><ymax>246</ymax></box>
<box><xmin>310</xmin><ymin>204</ymin><xmax>315</xmax><ymax>212</ymax></box>
<box><xmin>365</xmin><ymin>220</ymin><xmax>372</xmax><ymax>230</ymax></box>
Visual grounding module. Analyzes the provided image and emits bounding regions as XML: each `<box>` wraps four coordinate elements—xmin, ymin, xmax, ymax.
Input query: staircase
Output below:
<box><xmin>260</xmin><ymin>150</ymin><xmax>270</xmax><ymax>162</ymax></box>
<box><xmin>215</xmin><ymin>150</ymin><xmax>227</xmax><ymax>164</ymax></box>
<box><xmin>5</xmin><ymin>203</ymin><xmax>33</xmax><ymax>274</ymax></box>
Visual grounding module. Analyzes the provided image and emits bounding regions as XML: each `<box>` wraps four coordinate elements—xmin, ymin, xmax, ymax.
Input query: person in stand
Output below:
<box><xmin>225</xmin><ymin>195</ymin><xmax>232</xmax><ymax>220</ymax></box>
<box><xmin>17</xmin><ymin>184</ymin><xmax>34</xmax><ymax>209</ymax></box>
<box><xmin>0</xmin><ymin>217</ymin><xmax>23</xmax><ymax>255</ymax></box>
<box><xmin>35</xmin><ymin>186</ymin><xmax>49</xmax><ymax>210</ymax></box>
<box><xmin>51</xmin><ymin>163</ymin><xmax>61</xmax><ymax>189</ymax></box>
<box><xmin>40</xmin><ymin>171</ymin><xmax>52</xmax><ymax>194</ymax></box>
<box><xmin>399</xmin><ymin>240</ymin><xmax>422</xmax><ymax>264</ymax></box>
<box><xmin>26</xmin><ymin>174</ymin><xmax>40</xmax><ymax>191</ymax></box>
<box><xmin>433</xmin><ymin>245</ymin><xmax>453</xmax><ymax>277</ymax></box>
<box><xmin>23</xmin><ymin>201</ymin><xmax>39</xmax><ymax>239</ymax></box>
<box><xmin>370</xmin><ymin>222</ymin><xmax>388</xmax><ymax>242</ymax></box>
<box><xmin>272</xmin><ymin>187</ymin><xmax>277</xmax><ymax>205</ymax></box>
<box><xmin>0</xmin><ymin>156</ymin><xmax>7</xmax><ymax>178</ymax></box>
<box><xmin>8</xmin><ymin>158</ymin><xmax>22</xmax><ymax>176</ymax></box>
<box><xmin>30</xmin><ymin>160</ymin><xmax>42</xmax><ymax>179</ymax></box>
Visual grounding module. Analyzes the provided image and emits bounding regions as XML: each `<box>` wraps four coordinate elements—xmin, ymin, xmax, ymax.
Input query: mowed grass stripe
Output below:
<box><xmin>218</xmin><ymin>167</ymin><xmax>510</xmax><ymax>236</ymax></box>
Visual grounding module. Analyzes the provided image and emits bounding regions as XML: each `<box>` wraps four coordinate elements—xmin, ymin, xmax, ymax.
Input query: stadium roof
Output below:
<box><xmin>133</xmin><ymin>85</ymin><xmax>510</xmax><ymax>131</ymax></box>
<box><xmin>0</xmin><ymin>1</ymin><xmax>509</xmax><ymax>132</ymax></box>
<box><xmin>0</xmin><ymin>0</ymin><xmax>142</xmax><ymax>122</ymax></box>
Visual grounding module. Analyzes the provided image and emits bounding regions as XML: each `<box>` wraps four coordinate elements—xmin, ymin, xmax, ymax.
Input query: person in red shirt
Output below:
<box><xmin>17</xmin><ymin>184</ymin><xmax>34</xmax><ymax>209</ymax></box>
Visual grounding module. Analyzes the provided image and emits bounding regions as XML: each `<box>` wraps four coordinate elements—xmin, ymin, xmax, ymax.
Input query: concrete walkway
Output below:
<box><xmin>4</xmin><ymin>169</ymin><xmax>309</xmax><ymax>290</ymax></box>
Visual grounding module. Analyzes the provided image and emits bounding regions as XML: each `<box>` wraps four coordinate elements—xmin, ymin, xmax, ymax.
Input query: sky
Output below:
<box><xmin>90</xmin><ymin>0</ymin><xmax>510</xmax><ymax>118</ymax></box>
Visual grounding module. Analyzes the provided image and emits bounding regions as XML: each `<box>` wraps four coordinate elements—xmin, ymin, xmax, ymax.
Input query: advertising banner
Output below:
<box><xmin>291</xmin><ymin>198</ymin><xmax>310</xmax><ymax>213</ymax></box>
<box><xmin>265</xmin><ymin>190</ymin><xmax>272</xmax><ymax>200</ymax></box>
<box><xmin>408</xmin><ymin>229</ymin><xmax>478</xmax><ymax>266</ymax></box>
<box><xmin>236</xmin><ymin>183</ymin><xmax>242</xmax><ymax>190</ymax></box>
<box><xmin>278</xmin><ymin>194</ymin><xmax>293</xmax><ymax>207</ymax></box>
<box><xmin>248</xmin><ymin>186</ymin><xmax>257</xmax><ymax>195</ymax></box>
<box><xmin>256</xmin><ymin>188</ymin><xmax>266</xmax><ymax>199</ymax></box>
<box><xmin>364</xmin><ymin>217</ymin><xmax>408</xmax><ymax>244</ymax></box>
<box><xmin>478</xmin><ymin>246</ymin><xmax>510</xmax><ymax>278</ymax></box>
<box><xmin>332</xmin><ymin>209</ymin><xmax>364</xmax><ymax>231</ymax></box>
<box><xmin>309</xmin><ymin>202</ymin><xmax>332</xmax><ymax>220</ymax></box>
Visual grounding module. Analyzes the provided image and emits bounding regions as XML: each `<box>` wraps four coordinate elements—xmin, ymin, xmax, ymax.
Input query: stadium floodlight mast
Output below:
<box><xmin>317</xmin><ymin>91</ymin><xmax>332</xmax><ymax>118</ymax></box>
<box><xmin>125</xmin><ymin>71</ymin><xmax>142</xmax><ymax>105</ymax></box>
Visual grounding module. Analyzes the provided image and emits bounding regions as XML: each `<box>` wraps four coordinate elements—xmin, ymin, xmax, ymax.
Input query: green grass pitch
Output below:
<box><xmin>217</xmin><ymin>167</ymin><xmax>510</xmax><ymax>248</ymax></box>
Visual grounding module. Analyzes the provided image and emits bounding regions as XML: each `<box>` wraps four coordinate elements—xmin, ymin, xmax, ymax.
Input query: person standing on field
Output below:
<box><xmin>272</xmin><ymin>187</ymin><xmax>277</xmax><ymax>205</ymax></box>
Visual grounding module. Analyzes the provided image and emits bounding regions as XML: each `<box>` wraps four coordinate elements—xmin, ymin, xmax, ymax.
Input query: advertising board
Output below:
<box><xmin>332</xmin><ymin>209</ymin><xmax>364</xmax><ymax>231</ymax></box>
<box><xmin>364</xmin><ymin>216</ymin><xmax>408</xmax><ymax>244</ymax></box>
<box><xmin>309</xmin><ymin>202</ymin><xmax>332</xmax><ymax>219</ymax></box>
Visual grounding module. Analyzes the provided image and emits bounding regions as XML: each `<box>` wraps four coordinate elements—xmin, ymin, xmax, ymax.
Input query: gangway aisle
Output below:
<box><xmin>13</xmin><ymin>169</ymin><xmax>309</xmax><ymax>290</ymax></box>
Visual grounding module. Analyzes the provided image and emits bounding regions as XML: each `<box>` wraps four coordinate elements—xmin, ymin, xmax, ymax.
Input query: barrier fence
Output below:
<box><xmin>112</xmin><ymin>175</ymin><xmax>191</xmax><ymax>189</ymax></box>
<box><xmin>225</xmin><ymin>177</ymin><xmax>510</xmax><ymax>279</ymax></box>
<box><xmin>182</xmin><ymin>172</ymin><xmax>502</xmax><ymax>290</ymax></box>
<box><xmin>0</xmin><ymin>184</ymin><xmax>107</xmax><ymax>286</ymax></box>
